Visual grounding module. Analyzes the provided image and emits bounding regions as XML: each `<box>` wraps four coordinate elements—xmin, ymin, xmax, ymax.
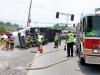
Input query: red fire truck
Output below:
<box><xmin>76</xmin><ymin>13</ymin><xmax>100</xmax><ymax>65</ymax></box>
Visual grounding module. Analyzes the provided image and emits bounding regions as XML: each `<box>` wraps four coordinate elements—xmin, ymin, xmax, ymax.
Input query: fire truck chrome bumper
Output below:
<box><xmin>85</xmin><ymin>56</ymin><xmax>100</xmax><ymax>64</ymax></box>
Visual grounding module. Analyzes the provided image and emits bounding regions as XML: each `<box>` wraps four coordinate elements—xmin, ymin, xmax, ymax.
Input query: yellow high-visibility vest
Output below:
<box><xmin>67</xmin><ymin>33</ymin><xmax>74</xmax><ymax>43</ymax></box>
<box><xmin>38</xmin><ymin>35</ymin><xmax>43</xmax><ymax>42</ymax></box>
<box><xmin>54</xmin><ymin>35</ymin><xmax>58</xmax><ymax>41</ymax></box>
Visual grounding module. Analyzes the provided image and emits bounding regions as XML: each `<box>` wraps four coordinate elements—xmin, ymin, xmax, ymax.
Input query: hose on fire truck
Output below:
<box><xmin>26</xmin><ymin>47</ymin><xmax>76</xmax><ymax>70</ymax></box>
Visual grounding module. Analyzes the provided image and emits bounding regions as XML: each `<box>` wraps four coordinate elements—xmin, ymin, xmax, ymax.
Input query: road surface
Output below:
<box><xmin>27</xmin><ymin>41</ymin><xmax>100</xmax><ymax>75</ymax></box>
<box><xmin>0</xmin><ymin>41</ymin><xmax>100</xmax><ymax>75</ymax></box>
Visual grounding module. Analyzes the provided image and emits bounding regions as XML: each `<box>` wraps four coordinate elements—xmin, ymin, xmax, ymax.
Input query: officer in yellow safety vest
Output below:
<box><xmin>38</xmin><ymin>33</ymin><xmax>44</xmax><ymax>51</ymax></box>
<box><xmin>65</xmin><ymin>31</ymin><xmax>74</xmax><ymax>57</ymax></box>
<box><xmin>54</xmin><ymin>33</ymin><xmax>59</xmax><ymax>48</ymax></box>
<box><xmin>87</xmin><ymin>30</ymin><xmax>95</xmax><ymax>36</ymax></box>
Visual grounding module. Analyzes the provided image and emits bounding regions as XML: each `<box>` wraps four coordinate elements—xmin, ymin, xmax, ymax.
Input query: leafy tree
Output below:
<box><xmin>53</xmin><ymin>24</ymin><xmax>66</xmax><ymax>30</ymax></box>
<box><xmin>5</xmin><ymin>22</ymin><xmax>12</xmax><ymax>26</ymax></box>
<box><xmin>13</xmin><ymin>23</ymin><xmax>19</xmax><ymax>26</ymax></box>
<box><xmin>60</xmin><ymin>26</ymin><xmax>66</xmax><ymax>30</ymax></box>
<box><xmin>0</xmin><ymin>21</ymin><xmax>4</xmax><ymax>25</ymax></box>
<box><xmin>0</xmin><ymin>21</ymin><xmax>21</xmax><ymax>32</ymax></box>
<box><xmin>6</xmin><ymin>25</ymin><xmax>18</xmax><ymax>32</ymax></box>
<box><xmin>46</xmin><ymin>26</ymin><xmax>53</xmax><ymax>28</ymax></box>
<box><xmin>0</xmin><ymin>25</ymin><xmax>6</xmax><ymax>33</ymax></box>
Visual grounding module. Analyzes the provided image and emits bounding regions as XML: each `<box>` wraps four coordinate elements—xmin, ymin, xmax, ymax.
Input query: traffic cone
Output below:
<box><xmin>39</xmin><ymin>45</ymin><xmax>43</xmax><ymax>53</ymax></box>
<box><xmin>64</xmin><ymin>45</ymin><xmax>66</xmax><ymax>51</ymax></box>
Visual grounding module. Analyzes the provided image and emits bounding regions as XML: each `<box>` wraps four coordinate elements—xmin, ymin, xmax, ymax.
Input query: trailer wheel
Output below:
<box><xmin>80</xmin><ymin>57</ymin><xmax>85</xmax><ymax>65</ymax></box>
<box><xmin>33</xmin><ymin>43</ymin><xmax>37</xmax><ymax>47</ymax></box>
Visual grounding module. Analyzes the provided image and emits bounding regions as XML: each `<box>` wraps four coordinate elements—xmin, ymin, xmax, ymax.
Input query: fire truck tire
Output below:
<box><xmin>80</xmin><ymin>57</ymin><xmax>85</xmax><ymax>65</ymax></box>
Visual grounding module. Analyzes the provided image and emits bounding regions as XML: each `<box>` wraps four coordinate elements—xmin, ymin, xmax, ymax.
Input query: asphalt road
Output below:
<box><xmin>0</xmin><ymin>41</ymin><xmax>100</xmax><ymax>75</ymax></box>
<box><xmin>27</xmin><ymin>41</ymin><xmax>100</xmax><ymax>75</ymax></box>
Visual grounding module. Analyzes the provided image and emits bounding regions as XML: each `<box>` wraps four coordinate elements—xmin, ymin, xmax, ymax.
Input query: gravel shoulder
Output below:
<box><xmin>0</xmin><ymin>46</ymin><xmax>37</xmax><ymax>75</ymax></box>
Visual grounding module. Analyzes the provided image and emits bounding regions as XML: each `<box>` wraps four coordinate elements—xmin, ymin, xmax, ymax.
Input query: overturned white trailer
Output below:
<box><xmin>12</xmin><ymin>27</ymin><xmax>31</xmax><ymax>47</ymax></box>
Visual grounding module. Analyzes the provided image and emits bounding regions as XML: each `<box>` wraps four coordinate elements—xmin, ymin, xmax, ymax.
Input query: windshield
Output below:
<box><xmin>85</xmin><ymin>16</ymin><xmax>100</xmax><ymax>37</ymax></box>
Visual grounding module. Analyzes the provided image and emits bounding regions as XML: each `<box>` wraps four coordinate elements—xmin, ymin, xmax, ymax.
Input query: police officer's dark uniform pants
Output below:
<box><xmin>38</xmin><ymin>42</ymin><xmax>42</xmax><ymax>51</ymax></box>
<box><xmin>54</xmin><ymin>41</ymin><xmax>58</xmax><ymax>48</ymax></box>
<box><xmin>58</xmin><ymin>40</ymin><xmax>61</xmax><ymax>46</ymax></box>
<box><xmin>10</xmin><ymin>43</ymin><xmax>14</xmax><ymax>50</ymax></box>
<box><xmin>67</xmin><ymin>42</ymin><xmax>74</xmax><ymax>57</ymax></box>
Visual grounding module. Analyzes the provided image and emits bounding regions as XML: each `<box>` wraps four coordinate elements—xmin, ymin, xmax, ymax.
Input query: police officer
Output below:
<box><xmin>54</xmin><ymin>33</ymin><xmax>59</xmax><ymax>48</ymax></box>
<box><xmin>87</xmin><ymin>30</ymin><xmax>95</xmax><ymax>36</ymax></box>
<box><xmin>58</xmin><ymin>33</ymin><xmax>62</xmax><ymax>46</ymax></box>
<box><xmin>25</xmin><ymin>33</ymin><xmax>32</xmax><ymax>49</ymax></box>
<box><xmin>65</xmin><ymin>31</ymin><xmax>74</xmax><ymax>57</ymax></box>
<box><xmin>37</xmin><ymin>33</ymin><xmax>44</xmax><ymax>51</ymax></box>
<box><xmin>86</xmin><ymin>27</ymin><xmax>95</xmax><ymax>36</ymax></box>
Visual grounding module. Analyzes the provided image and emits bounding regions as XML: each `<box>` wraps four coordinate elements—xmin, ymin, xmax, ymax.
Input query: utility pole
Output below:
<box><xmin>66</xmin><ymin>16</ymin><xmax>70</xmax><ymax>30</ymax></box>
<box><xmin>27</xmin><ymin>0</ymin><xmax>32</xmax><ymax>27</ymax></box>
<box><xmin>34</xmin><ymin>21</ymin><xmax>37</xmax><ymax>27</ymax></box>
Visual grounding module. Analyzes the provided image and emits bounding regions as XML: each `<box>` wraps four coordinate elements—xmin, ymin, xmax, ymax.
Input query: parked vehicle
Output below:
<box><xmin>3</xmin><ymin>32</ymin><xmax>13</xmax><ymax>36</ymax></box>
<box><xmin>76</xmin><ymin>13</ymin><xmax>100</xmax><ymax>65</ymax></box>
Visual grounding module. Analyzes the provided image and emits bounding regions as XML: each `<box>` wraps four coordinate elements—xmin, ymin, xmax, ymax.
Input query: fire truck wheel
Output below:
<box><xmin>80</xmin><ymin>57</ymin><xmax>85</xmax><ymax>65</ymax></box>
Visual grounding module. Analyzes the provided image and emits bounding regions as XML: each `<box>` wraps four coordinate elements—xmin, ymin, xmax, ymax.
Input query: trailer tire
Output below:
<box><xmin>80</xmin><ymin>57</ymin><xmax>85</xmax><ymax>65</ymax></box>
<box><xmin>33</xmin><ymin>43</ymin><xmax>37</xmax><ymax>47</ymax></box>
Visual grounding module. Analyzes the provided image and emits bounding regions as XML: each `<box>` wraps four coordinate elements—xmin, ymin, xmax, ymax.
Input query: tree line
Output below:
<box><xmin>0</xmin><ymin>21</ymin><xmax>19</xmax><ymax>33</ymax></box>
<box><xmin>0</xmin><ymin>21</ymin><xmax>68</xmax><ymax>33</ymax></box>
<box><xmin>46</xmin><ymin>24</ymin><xmax>67</xmax><ymax>30</ymax></box>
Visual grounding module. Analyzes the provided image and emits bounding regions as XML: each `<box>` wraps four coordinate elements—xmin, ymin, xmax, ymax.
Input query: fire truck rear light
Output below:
<box><xmin>99</xmin><ymin>45</ymin><xmax>100</xmax><ymax>48</ymax></box>
<box><xmin>93</xmin><ymin>50</ymin><xmax>98</xmax><ymax>53</ymax></box>
<box><xmin>93</xmin><ymin>44</ymin><xmax>100</xmax><ymax>49</ymax></box>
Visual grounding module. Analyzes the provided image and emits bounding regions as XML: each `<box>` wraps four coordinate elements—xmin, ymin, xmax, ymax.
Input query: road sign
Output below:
<box><xmin>59</xmin><ymin>23</ymin><xmax>66</xmax><ymax>26</ymax></box>
<box><xmin>59</xmin><ymin>12</ymin><xmax>71</xmax><ymax>16</ymax></box>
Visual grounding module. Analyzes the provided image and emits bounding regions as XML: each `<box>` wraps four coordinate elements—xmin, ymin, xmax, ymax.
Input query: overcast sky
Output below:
<box><xmin>0</xmin><ymin>0</ymin><xmax>100</xmax><ymax>27</ymax></box>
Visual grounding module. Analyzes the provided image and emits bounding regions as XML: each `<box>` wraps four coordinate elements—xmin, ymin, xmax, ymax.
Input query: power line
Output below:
<box><xmin>0</xmin><ymin>2</ymin><xmax>81</xmax><ymax>15</ymax></box>
<box><xmin>0</xmin><ymin>19</ymin><xmax>27</xmax><ymax>23</ymax></box>
<box><xmin>32</xmin><ymin>4</ymin><xmax>57</xmax><ymax>12</ymax></box>
<box><xmin>0</xmin><ymin>19</ymin><xmax>77</xmax><ymax>25</ymax></box>
<box><xmin>0</xmin><ymin>19</ymin><xmax>58</xmax><ymax>24</ymax></box>
<box><xmin>32</xmin><ymin>4</ymin><xmax>81</xmax><ymax>15</ymax></box>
